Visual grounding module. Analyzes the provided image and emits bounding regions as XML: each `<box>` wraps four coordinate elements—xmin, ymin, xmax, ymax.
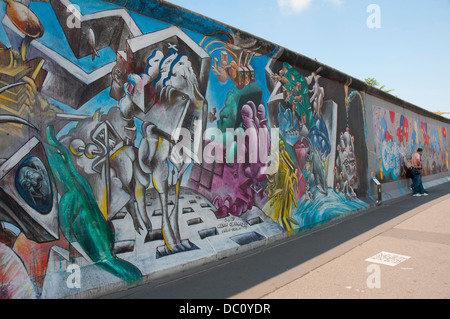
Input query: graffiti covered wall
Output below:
<box><xmin>0</xmin><ymin>0</ymin><xmax>448</xmax><ymax>298</ymax></box>
<box><xmin>372</xmin><ymin>103</ymin><xmax>448</xmax><ymax>181</ymax></box>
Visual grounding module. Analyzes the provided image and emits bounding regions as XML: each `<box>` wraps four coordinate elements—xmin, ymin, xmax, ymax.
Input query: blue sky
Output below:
<box><xmin>165</xmin><ymin>0</ymin><xmax>450</xmax><ymax>119</ymax></box>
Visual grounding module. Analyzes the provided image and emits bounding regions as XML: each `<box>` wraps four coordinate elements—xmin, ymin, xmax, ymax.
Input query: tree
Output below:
<box><xmin>364</xmin><ymin>77</ymin><xmax>394</xmax><ymax>93</ymax></box>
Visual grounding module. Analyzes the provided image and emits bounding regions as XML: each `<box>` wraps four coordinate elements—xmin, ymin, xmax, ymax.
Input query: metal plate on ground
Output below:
<box><xmin>365</xmin><ymin>251</ymin><xmax>411</xmax><ymax>266</ymax></box>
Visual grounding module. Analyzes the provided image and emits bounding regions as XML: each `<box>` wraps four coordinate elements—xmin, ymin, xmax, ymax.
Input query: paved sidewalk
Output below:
<box><xmin>242</xmin><ymin>188</ymin><xmax>450</xmax><ymax>299</ymax></box>
<box><xmin>102</xmin><ymin>181</ymin><xmax>450</xmax><ymax>299</ymax></box>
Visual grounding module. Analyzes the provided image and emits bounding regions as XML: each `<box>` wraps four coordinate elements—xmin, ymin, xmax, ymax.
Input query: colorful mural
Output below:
<box><xmin>372</xmin><ymin>105</ymin><xmax>449</xmax><ymax>181</ymax></box>
<box><xmin>0</xmin><ymin>0</ymin><xmax>447</xmax><ymax>298</ymax></box>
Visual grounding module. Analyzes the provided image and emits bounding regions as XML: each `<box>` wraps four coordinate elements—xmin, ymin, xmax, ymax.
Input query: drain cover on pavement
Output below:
<box><xmin>365</xmin><ymin>251</ymin><xmax>411</xmax><ymax>266</ymax></box>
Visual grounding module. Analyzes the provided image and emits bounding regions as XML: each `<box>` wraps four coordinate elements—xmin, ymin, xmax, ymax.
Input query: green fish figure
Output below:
<box><xmin>43</xmin><ymin>126</ymin><xmax>142</xmax><ymax>282</ymax></box>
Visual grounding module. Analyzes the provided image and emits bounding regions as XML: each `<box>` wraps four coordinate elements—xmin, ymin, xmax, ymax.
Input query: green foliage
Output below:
<box><xmin>364</xmin><ymin>77</ymin><xmax>395</xmax><ymax>94</ymax></box>
<box><xmin>364</xmin><ymin>77</ymin><xmax>379</xmax><ymax>87</ymax></box>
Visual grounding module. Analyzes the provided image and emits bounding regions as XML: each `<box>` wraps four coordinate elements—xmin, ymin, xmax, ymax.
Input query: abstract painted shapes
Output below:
<box><xmin>335</xmin><ymin>128</ymin><xmax>360</xmax><ymax>197</ymax></box>
<box><xmin>0</xmin><ymin>137</ymin><xmax>59</xmax><ymax>243</ymax></box>
<box><xmin>155</xmin><ymin>239</ymin><xmax>199</xmax><ymax>259</ymax></box>
<box><xmin>4</xmin><ymin>0</ymin><xmax>44</xmax><ymax>40</ymax></box>
<box><xmin>12</xmin><ymin>229</ymin><xmax>69</xmax><ymax>293</ymax></box>
<box><xmin>187</xmin><ymin>217</ymin><xmax>203</xmax><ymax>226</ymax></box>
<box><xmin>229</xmin><ymin>231</ymin><xmax>265</xmax><ymax>246</ymax></box>
<box><xmin>201</xmin><ymin>34</ymin><xmax>256</xmax><ymax>89</ymax></box>
<box><xmin>198</xmin><ymin>227</ymin><xmax>219</xmax><ymax>240</ymax></box>
<box><xmin>111</xmin><ymin>186</ymin><xmax>278</xmax><ymax>262</ymax></box>
<box><xmin>14</xmin><ymin>156</ymin><xmax>53</xmax><ymax>214</ymax></box>
<box><xmin>217</xmin><ymin>85</ymin><xmax>263</xmax><ymax>133</ymax></box>
<box><xmin>112</xmin><ymin>26</ymin><xmax>211</xmax><ymax>136</ymax></box>
<box><xmin>49</xmin><ymin>0</ymin><xmax>142</xmax><ymax>60</ymax></box>
<box><xmin>189</xmin><ymin>161</ymin><xmax>218</xmax><ymax>190</ymax></box>
<box><xmin>1</xmin><ymin>3</ymin><xmax>115</xmax><ymax>109</ymax></box>
<box><xmin>381</xmin><ymin>139</ymin><xmax>401</xmax><ymax>180</ymax></box>
<box><xmin>46</xmin><ymin>245</ymin><xmax>70</xmax><ymax>275</ymax></box>
<box><xmin>0</xmin><ymin>242</ymin><xmax>37</xmax><ymax>299</ymax></box>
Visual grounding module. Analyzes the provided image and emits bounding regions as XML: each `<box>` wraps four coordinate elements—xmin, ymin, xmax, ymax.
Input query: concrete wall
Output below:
<box><xmin>0</xmin><ymin>0</ymin><xmax>448</xmax><ymax>298</ymax></box>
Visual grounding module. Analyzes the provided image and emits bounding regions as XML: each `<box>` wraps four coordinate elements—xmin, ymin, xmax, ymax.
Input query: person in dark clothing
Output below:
<box><xmin>412</xmin><ymin>148</ymin><xmax>428</xmax><ymax>197</ymax></box>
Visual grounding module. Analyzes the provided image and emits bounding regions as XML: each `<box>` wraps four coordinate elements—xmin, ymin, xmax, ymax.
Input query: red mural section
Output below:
<box><xmin>373</xmin><ymin>105</ymin><xmax>449</xmax><ymax>181</ymax></box>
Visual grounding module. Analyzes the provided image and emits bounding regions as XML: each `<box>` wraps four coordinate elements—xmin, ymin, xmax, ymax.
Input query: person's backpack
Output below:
<box><xmin>405</xmin><ymin>158</ymin><xmax>412</xmax><ymax>169</ymax></box>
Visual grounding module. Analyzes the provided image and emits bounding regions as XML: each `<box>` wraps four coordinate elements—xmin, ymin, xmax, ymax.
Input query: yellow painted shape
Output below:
<box><xmin>136</xmin><ymin>184</ymin><xmax>142</xmax><ymax>201</ymax></box>
<box><xmin>110</xmin><ymin>147</ymin><xmax>124</xmax><ymax>162</ymax></box>
<box><xmin>414</xmin><ymin>121</ymin><xmax>418</xmax><ymax>145</ymax></box>
<box><xmin>152</xmin><ymin>176</ymin><xmax>159</xmax><ymax>192</ymax></box>
<box><xmin>162</xmin><ymin>227</ymin><xmax>174</xmax><ymax>252</ymax></box>
<box><xmin>157</xmin><ymin>136</ymin><xmax>163</xmax><ymax>150</ymax></box>
<box><xmin>100</xmin><ymin>186</ymin><xmax>108</xmax><ymax>220</ymax></box>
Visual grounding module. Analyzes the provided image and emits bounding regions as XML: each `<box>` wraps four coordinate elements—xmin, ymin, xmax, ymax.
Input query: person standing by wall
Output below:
<box><xmin>412</xmin><ymin>147</ymin><xmax>428</xmax><ymax>197</ymax></box>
